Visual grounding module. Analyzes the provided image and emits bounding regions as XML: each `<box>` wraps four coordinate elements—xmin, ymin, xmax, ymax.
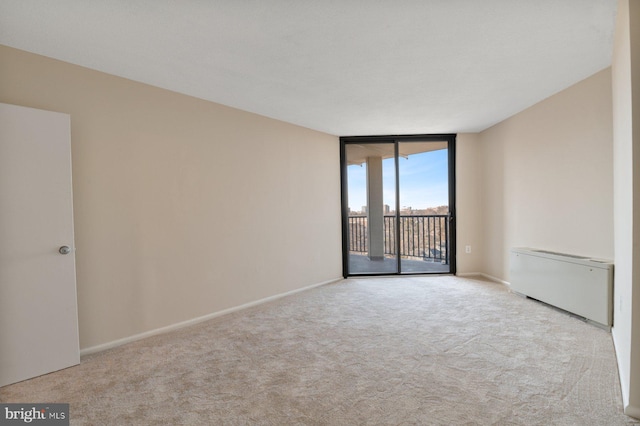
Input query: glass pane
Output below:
<box><xmin>345</xmin><ymin>143</ymin><xmax>397</xmax><ymax>274</ymax></box>
<box><xmin>397</xmin><ymin>141</ymin><xmax>450</xmax><ymax>274</ymax></box>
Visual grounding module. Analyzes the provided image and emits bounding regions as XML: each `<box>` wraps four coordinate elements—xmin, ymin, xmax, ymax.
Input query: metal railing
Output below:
<box><xmin>347</xmin><ymin>214</ymin><xmax>449</xmax><ymax>263</ymax></box>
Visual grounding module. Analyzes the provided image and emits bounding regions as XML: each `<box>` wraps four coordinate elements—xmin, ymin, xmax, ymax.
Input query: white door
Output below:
<box><xmin>0</xmin><ymin>103</ymin><xmax>80</xmax><ymax>387</ymax></box>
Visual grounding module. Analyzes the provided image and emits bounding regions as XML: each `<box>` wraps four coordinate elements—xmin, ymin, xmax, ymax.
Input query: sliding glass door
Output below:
<box><xmin>343</xmin><ymin>142</ymin><xmax>398</xmax><ymax>274</ymax></box>
<box><xmin>341</xmin><ymin>135</ymin><xmax>456</xmax><ymax>276</ymax></box>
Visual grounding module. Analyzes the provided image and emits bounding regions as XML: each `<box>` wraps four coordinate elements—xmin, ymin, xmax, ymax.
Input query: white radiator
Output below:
<box><xmin>510</xmin><ymin>248</ymin><xmax>614</xmax><ymax>327</ymax></box>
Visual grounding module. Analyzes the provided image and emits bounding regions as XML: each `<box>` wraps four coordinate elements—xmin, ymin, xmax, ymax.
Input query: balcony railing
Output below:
<box><xmin>348</xmin><ymin>214</ymin><xmax>449</xmax><ymax>263</ymax></box>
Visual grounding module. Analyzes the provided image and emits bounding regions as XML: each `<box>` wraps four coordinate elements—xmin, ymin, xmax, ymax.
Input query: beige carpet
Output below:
<box><xmin>1</xmin><ymin>276</ymin><xmax>638</xmax><ymax>425</ymax></box>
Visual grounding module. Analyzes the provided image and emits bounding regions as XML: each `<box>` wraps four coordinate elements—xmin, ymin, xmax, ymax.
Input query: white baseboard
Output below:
<box><xmin>457</xmin><ymin>272</ymin><xmax>510</xmax><ymax>287</ymax></box>
<box><xmin>454</xmin><ymin>272</ymin><xmax>479</xmax><ymax>277</ymax></box>
<box><xmin>611</xmin><ymin>329</ymin><xmax>628</xmax><ymax>405</ymax></box>
<box><xmin>611</xmin><ymin>332</ymin><xmax>640</xmax><ymax>420</ymax></box>
<box><xmin>624</xmin><ymin>404</ymin><xmax>640</xmax><ymax>420</ymax></box>
<box><xmin>80</xmin><ymin>277</ymin><xmax>343</xmax><ymax>357</ymax></box>
<box><xmin>479</xmin><ymin>273</ymin><xmax>510</xmax><ymax>286</ymax></box>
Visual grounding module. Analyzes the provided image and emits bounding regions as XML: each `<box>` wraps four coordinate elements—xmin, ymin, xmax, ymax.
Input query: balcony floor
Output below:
<box><xmin>348</xmin><ymin>253</ymin><xmax>450</xmax><ymax>274</ymax></box>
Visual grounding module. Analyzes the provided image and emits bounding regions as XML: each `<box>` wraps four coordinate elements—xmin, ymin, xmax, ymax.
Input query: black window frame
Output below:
<box><xmin>340</xmin><ymin>134</ymin><xmax>457</xmax><ymax>277</ymax></box>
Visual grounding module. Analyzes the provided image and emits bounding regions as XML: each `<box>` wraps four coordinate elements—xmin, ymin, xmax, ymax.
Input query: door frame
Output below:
<box><xmin>340</xmin><ymin>134</ymin><xmax>456</xmax><ymax>277</ymax></box>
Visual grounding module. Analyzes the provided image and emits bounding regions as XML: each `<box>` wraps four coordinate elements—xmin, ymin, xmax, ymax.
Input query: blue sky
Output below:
<box><xmin>347</xmin><ymin>149</ymin><xmax>449</xmax><ymax>212</ymax></box>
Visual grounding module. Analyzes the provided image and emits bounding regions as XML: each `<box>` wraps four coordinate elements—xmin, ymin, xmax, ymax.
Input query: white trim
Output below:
<box><xmin>457</xmin><ymin>272</ymin><xmax>511</xmax><ymax>287</ymax></box>
<box><xmin>455</xmin><ymin>272</ymin><xmax>483</xmax><ymax>278</ymax></box>
<box><xmin>479</xmin><ymin>273</ymin><xmax>510</xmax><ymax>286</ymax></box>
<box><xmin>624</xmin><ymin>404</ymin><xmax>640</xmax><ymax>420</ymax></box>
<box><xmin>613</xmin><ymin>337</ymin><xmax>640</xmax><ymax>421</ymax></box>
<box><xmin>80</xmin><ymin>277</ymin><xmax>343</xmax><ymax>357</ymax></box>
<box><xmin>612</xmin><ymin>331</ymin><xmax>632</xmax><ymax>417</ymax></box>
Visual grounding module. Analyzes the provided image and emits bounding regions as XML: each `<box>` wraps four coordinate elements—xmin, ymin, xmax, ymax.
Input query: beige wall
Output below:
<box><xmin>0</xmin><ymin>45</ymin><xmax>342</xmax><ymax>351</ymax></box>
<box><xmin>612</xmin><ymin>0</ymin><xmax>640</xmax><ymax>417</ymax></box>
<box><xmin>478</xmin><ymin>68</ymin><xmax>614</xmax><ymax>280</ymax></box>
<box><xmin>455</xmin><ymin>133</ymin><xmax>483</xmax><ymax>274</ymax></box>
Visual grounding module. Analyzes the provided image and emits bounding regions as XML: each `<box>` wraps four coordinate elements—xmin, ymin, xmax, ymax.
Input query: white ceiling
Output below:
<box><xmin>0</xmin><ymin>1</ymin><xmax>617</xmax><ymax>136</ymax></box>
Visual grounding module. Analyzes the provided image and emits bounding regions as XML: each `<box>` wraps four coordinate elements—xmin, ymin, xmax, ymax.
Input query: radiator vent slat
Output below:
<box><xmin>510</xmin><ymin>248</ymin><xmax>614</xmax><ymax>327</ymax></box>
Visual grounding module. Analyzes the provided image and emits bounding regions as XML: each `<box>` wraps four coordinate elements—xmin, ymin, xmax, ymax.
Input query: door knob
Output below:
<box><xmin>59</xmin><ymin>246</ymin><xmax>71</xmax><ymax>255</ymax></box>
